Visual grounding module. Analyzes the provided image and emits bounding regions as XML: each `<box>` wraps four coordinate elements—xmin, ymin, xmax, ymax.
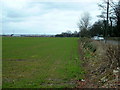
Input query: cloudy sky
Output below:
<box><xmin>1</xmin><ymin>0</ymin><xmax>102</xmax><ymax>35</ymax></box>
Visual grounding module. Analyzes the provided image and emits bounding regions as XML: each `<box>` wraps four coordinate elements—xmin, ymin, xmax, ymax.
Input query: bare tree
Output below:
<box><xmin>98</xmin><ymin>0</ymin><xmax>120</xmax><ymax>36</ymax></box>
<box><xmin>78</xmin><ymin>12</ymin><xmax>91</xmax><ymax>30</ymax></box>
<box><xmin>98</xmin><ymin>0</ymin><xmax>118</xmax><ymax>19</ymax></box>
<box><xmin>115</xmin><ymin>0</ymin><xmax>120</xmax><ymax>36</ymax></box>
<box><xmin>77</xmin><ymin>12</ymin><xmax>91</xmax><ymax>37</ymax></box>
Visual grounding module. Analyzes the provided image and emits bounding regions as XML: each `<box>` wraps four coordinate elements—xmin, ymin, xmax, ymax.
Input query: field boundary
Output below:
<box><xmin>77</xmin><ymin>38</ymin><xmax>120</xmax><ymax>88</ymax></box>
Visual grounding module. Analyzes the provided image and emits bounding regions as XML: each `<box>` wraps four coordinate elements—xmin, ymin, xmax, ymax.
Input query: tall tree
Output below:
<box><xmin>98</xmin><ymin>0</ymin><xmax>120</xmax><ymax>36</ymax></box>
<box><xmin>115</xmin><ymin>1</ymin><xmax>120</xmax><ymax>36</ymax></box>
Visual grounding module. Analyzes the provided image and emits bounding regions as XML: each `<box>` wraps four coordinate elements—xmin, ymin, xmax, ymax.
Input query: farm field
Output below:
<box><xmin>2</xmin><ymin>37</ymin><xmax>84</xmax><ymax>88</ymax></box>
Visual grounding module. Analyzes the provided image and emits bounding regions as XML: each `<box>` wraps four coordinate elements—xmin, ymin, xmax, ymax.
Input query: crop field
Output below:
<box><xmin>2</xmin><ymin>37</ymin><xmax>84</xmax><ymax>88</ymax></box>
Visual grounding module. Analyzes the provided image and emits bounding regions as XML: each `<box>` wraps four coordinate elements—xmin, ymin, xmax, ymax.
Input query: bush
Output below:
<box><xmin>80</xmin><ymin>37</ymin><xmax>96</xmax><ymax>53</ymax></box>
<box><xmin>106</xmin><ymin>44</ymin><xmax>120</xmax><ymax>69</ymax></box>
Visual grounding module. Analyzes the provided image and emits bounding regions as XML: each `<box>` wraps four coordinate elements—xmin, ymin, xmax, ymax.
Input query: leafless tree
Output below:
<box><xmin>98</xmin><ymin>0</ymin><xmax>120</xmax><ymax>36</ymax></box>
<box><xmin>78</xmin><ymin>12</ymin><xmax>91</xmax><ymax>31</ymax></box>
<box><xmin>77</xmin><ymin>12</ymin><xmax>91</xmax><ymax>37</ymax></box>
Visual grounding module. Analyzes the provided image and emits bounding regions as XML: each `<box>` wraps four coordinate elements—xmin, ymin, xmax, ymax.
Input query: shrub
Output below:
<box><xmin>80</xmin><ymin>37</ymin><xmax>96</xmax><ymax>53</ymax></box>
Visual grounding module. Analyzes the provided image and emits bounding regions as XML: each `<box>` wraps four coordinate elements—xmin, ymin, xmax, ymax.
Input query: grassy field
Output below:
<box><xmin>2</xmin><ymin>37</ymin><xmax>84</xmax><ymax>88</ymax></box>
<box><xmin>0</xmin><ymin>36</ymin><xmax>2</xmax><ymax>88</ymax></box>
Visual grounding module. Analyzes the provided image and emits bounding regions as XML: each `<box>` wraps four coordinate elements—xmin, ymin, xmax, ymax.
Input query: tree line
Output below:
<box><xmin>55</xmin><ymin>31</ymin><xmax>79</xmax><ymax>37</ymax></box>
<box><xmin>78</xmin><ymin>0</ymin><xmax>120</xmax><ymax>37</ymax></box>
<box><xmin>55</xmin><ymin>0</ymin><xmax>119</xmax><ymax>38</ymax></box>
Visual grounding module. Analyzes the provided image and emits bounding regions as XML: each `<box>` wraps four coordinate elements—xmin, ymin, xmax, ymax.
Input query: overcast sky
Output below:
<box><xmin>1</xmin><ymin>0</ymin><xmax>102</xmax><ymax>35</ymax></box>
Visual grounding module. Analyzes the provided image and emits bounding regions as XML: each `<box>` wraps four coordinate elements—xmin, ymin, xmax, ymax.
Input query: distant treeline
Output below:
<box><xmin>55</xmin><ymin>31</ymin><xmax>79</xmax><ymax>37</ymax></box>
<box><xmin>2</xmin><ymin>34</ymin><xmax>55</xmax><ymax>37</ymax></box>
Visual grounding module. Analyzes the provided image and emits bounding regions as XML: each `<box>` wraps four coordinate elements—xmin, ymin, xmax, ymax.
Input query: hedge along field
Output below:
<box><xmin>2</xmin><ymin>37</ymin><xmax>84</xmax><ymax>88</ymax></box>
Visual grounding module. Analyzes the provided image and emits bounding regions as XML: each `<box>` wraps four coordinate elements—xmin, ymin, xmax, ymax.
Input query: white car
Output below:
<box><xmin>92</xmin><ymin>36</ymin><xmax>104</xmax><ymax>40</ymax></box>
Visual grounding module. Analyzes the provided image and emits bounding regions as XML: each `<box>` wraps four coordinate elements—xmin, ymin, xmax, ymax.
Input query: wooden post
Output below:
<box><xmin>105</xmin><ymin>0</ymin><xmax>109</xmax><ymax>43</ymax></box>
<box><xmin>110</xmin><ymin>17</ymin><xmax>112</xmax><ymax>37</ymax></box>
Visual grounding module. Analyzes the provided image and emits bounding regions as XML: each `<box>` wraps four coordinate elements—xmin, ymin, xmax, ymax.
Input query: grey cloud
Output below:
<box><xmin>3</xmin><ymin>3</ymin><xmax>44</xmax><ymax>19</ymax></box>
<box><xmin>2</xmin><ymin>0</ymin><xmax>100</xmax><ymax>34</ymax></box>
<box><xmin>2</xmin><ymin>17</ymin><xmax>25</xmax><ymax>23</ymax></box>
<box><xmin>6</xmin><ymin>10</ymin><xmax>27</xmax><ymax>18</ymax></box>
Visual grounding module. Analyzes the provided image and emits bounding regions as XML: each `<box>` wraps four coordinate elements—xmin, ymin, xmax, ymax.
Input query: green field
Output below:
<box><xmin>2</xmin><ymin>37</ymin><xmax>84</xmax><ymax>88</ymax></box>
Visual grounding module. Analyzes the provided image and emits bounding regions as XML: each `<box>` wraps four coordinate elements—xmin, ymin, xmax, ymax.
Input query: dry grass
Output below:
<box><xmin>77</xmin><ymin>38</ymin><xmax>120</xmax><ymax>88</ymax></box>
<box><xmin>106</xmin><ymin>44</ymin><xmax>120</xmax><ymax>69</ymax></box>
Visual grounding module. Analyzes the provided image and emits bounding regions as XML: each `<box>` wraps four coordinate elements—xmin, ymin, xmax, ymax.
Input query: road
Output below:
<box><xmin>101</xmin><ymin>40</ymin><xmax>120</xmax><ymax>45</ymax></box>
